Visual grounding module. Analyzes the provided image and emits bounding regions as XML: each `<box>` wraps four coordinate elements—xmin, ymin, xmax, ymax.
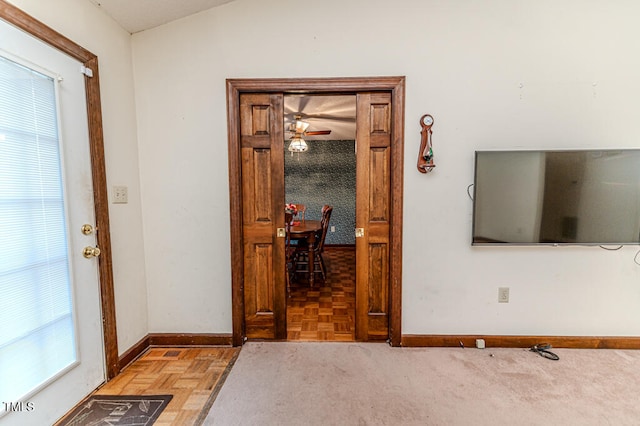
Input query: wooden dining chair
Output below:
<box><xmin>285</xmin><ymin>212</ymin><xmax>297</xmax><ymax>295</ymax></box>
<box><xmin>315</xmin><ymin>205</ymin><xmax>333</xmax><ymax>279</ymax></box>
<box><xmin>295</xmin><ymin>205</ymin><xmax>333</xmax><ymax>283</ymax></box>
<box><xmin>289</xmin><ymin>203</ymin><xmax>308</xmax><ymax>255</ymax></box>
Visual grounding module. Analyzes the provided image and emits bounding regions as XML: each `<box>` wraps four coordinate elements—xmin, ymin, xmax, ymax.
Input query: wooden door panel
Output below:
<box><xmin>240</xmin><ymin>93</ymin><xmax>285</xmax><ymax>340</ymax></box>
<box><xmin>241</xmin><ymin>102</ymin><xmax>270</xmax><ymax>135</ymax></box>
<box><xmin>254</xmin><ymin>244</ymin><xmax>273</xmax><ymax>311</ymax></box>
<box><xmin>367</xmin><ymin>243</ymin><xmax>389</xmax><ymax>314</ymax></box>
<box><xmin>356</xmin><ymin>93</ymin><xmax>392</xmax><ymax>341</ymax></box>
<box><xmin>246</xmin><ymin>242</ymin><xmax>273</xmax><ymax>311</ymax></box>
<box><xmin>243</xmin><ymin>241</ymin><xmax>275</xmax><ymax>338</ymax></box>
<box><xmin>369</xmin><ymin>148</ymin><xmax>390</xmax><ymax>222</ymax></box>
<box><xmin>369</xmin><ymin>102</ymin><xmax>390</xmax><ymax>134</ymax></box>
<box><xmin>242</xmin><ymin>148</ymin><xmax>273</xmax><ymax>222</ymax></box>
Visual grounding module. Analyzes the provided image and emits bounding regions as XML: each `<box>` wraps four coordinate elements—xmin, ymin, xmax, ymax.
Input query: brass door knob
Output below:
<box><xmin>81</xmin><ymin>224</ymin><xmax>94</xmax><ymax>235</ymax></box>
<box><xmin>83</xmin><ymin>246</ymin><xmax>101</xmax><ymax>259</ymax></box>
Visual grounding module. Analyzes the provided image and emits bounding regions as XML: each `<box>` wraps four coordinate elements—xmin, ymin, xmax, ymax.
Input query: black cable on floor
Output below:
<box><xmin>530</xmin><ymin>343</ymin><xmax>560</xmax><ymax>361</ymax></box>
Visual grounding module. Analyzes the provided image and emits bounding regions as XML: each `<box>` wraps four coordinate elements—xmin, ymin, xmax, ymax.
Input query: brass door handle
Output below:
<box><xmin>83</xmin><ymin>246</ymin><xmax>101</xmax><ymax>259</ymax></box>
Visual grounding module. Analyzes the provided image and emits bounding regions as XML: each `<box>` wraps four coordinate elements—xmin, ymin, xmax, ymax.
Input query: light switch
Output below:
<box><xmin>113</xmin><ymin>185</ymin><xmax>128</xmax><ymax>204</ymax></box>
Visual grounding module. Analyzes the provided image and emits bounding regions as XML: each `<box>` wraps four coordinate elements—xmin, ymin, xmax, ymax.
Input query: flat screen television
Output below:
<box><xmin>472</xmin><ymin>149</ymin><xmax>640</xmax><ymax>246</ymax></box>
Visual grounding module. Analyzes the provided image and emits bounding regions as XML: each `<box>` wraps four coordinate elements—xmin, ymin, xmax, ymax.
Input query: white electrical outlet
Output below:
<box><xmin>498</xmin><ymin>287</ymin><xmax>510</xmax><ymax>303</ymax></box>
<box><xmin>331</xmin><ymin>226</ymin><xmax>336</xmax><ymax>232</ymax></box>
<box><xmin>113</xmin><ymin>185</ymin><xmax>128</xmax><ymax>204</ymax></box>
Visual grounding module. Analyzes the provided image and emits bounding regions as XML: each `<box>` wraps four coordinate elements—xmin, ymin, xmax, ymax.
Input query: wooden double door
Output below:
<box><xmin>227</xmin><ymin>78</ymin><xmax>405</xmax><ymax>345</ymax></box>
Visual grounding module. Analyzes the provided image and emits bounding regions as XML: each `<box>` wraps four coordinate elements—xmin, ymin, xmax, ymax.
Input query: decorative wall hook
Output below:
<box><xmin>417</xmin><ymin>114</ymin><xmax>435</xmax><ymax>173</ymax></box>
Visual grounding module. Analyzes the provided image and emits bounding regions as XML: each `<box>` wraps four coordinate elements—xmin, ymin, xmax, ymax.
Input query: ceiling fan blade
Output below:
<box><xmin>300</xmin><ymin>114</ymin><xmax>356</xmax><ymax>123</ymax></box>
<box><xmin>304</xmin><ymin>130</ymin><xmax>332</xmax><ymax>136</ymax></box>
<box><xmin>297</xmin><ymin>96</ymin><xmax>311</xmax><ymax>113</ymax></box>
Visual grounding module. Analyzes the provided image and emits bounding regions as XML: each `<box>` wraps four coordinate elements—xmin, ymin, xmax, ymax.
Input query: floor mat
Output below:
<box><xmin>57</xmin><ymin>394</ymin><xmax>172</xmax><ymax>426</ymax></box>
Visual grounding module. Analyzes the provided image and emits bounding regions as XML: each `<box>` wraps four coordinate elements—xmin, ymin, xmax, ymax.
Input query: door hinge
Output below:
<box><xmin>80</xmin><ymin>65</ymin><xmax>94</xmax><ymax>77</ymax></box>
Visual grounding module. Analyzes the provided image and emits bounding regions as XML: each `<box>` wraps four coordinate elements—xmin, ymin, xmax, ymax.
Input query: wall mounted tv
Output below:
<box><xmin>472</xmin><ymin>149</ymin><xmax>640</xmax><ymax>246</ymax></box>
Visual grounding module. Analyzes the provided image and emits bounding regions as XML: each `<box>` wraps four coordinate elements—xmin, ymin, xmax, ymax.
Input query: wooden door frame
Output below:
<box><xmin>227</xmin><ymin>76</ymin><xmax>405</xmax><ymax>346</ymax></box>
<box><xmin>0</xmin><ymin>1</ymin><xmax>119</xmax><ymax>379</ymax></box>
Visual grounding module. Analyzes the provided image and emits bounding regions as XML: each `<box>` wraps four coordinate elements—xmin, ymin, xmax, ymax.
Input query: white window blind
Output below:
<box><xmin>0</xmin><ymin>55</ymin><xmax>77</xmax><ymax>403</ymax></box>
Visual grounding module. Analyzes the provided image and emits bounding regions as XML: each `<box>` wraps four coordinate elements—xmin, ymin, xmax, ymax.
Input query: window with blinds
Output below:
<box><xmin>0</xmin><ymin>55</ymin><xmax>77</xmax><ymax>404</ymax></box>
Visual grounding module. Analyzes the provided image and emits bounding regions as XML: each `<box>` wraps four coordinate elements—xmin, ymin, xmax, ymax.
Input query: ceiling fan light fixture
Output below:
<box><xmin>294</xmin><ymin>119</ymin><xmax>310</xmax><ymax>133</ymax></box>
<box><xmin>288</xmin><ymin>135</ymin><xmax>308</xmax><ymax>152</ymax></box>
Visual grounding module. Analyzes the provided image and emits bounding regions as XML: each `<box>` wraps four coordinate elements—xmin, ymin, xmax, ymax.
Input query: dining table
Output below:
<box><xmin>288</xmin><ymin>220</ymin><xmax>322</xmax><ymax>287</ymax></box>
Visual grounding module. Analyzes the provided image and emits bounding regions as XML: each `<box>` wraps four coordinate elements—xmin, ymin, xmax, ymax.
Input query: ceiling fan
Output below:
<box><xmin>284</xmin><ymin>95</ymin><xmax>357</xmax><ymax>151</ymax></box>
<box><xmin>287</xmin><ymin>115</ymin><xmax>332</xmax><ymax>137</ymax></box>
<box><xmin>286</xmin><ymin>114</ymin><xmax>333</xmax><ymax>153</ymax></box>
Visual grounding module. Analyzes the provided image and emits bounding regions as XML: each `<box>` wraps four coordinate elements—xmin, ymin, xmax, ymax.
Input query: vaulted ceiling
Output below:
<box><xmin>87</xmin><ymin>0</ymin><xmax>236</xmax><ymax>33</ymax></box>
<box><xmin>87</xmin><ymin>0</ymin><xmax>357</xmax><ymax>141</ymax></box>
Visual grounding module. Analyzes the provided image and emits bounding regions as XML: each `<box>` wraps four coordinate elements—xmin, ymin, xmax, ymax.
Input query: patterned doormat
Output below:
<box><xmin>58</xmin><ymin>394</ymin><xmax>172</xmax><ymax>426</ymax></box>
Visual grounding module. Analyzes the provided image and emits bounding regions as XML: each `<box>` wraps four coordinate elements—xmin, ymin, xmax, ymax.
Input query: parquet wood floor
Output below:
<box><xmin>57</xmin><ymin>247</ymin><xmax>353</xmax><ymax>424</ymax></box>
<box><xmin>287</xmin><ymin>246</ymin><xmax>356</xmax><ymax>341</ymax></box>
<box><xmin>58</xmin><ymin>347</ymin><xmax>240</xmax><ymax>426</ymax></box>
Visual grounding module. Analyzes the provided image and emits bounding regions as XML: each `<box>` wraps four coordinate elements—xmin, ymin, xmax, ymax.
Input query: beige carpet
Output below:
<box><xmin>203</xmin><ymin>342</ymin><xmax>640</xmax><ymax>425</ymax></box>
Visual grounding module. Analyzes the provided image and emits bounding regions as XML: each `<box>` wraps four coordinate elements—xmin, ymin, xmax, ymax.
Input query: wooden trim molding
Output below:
<box><xmin>226</xmin><ymin>80</ymin><xmax>245</xmax><ymax>347</ymax></box>
<box><xmin>0</xmin><ymin>1</ymin><xmax>94</xmax><ymax>61</ymax></box>
<box><xmin>401</xmin><ymin>334</ymin><xmax>640</xmax><ymax>349</ymax></box>
<box><xmin>118</xmin><ymin>334</ymin><xmax>234</xmax><ymax>370</ymax></box>
<box><xmin>226</xmin><ymin>77</ymin><xmax>405</xmax><ymax>347</ymax></box>
<box><xmin>389</xmin><ymin>78</ymin><xmax>405</xmax><ymax>347</ymax></box>
<box><xmin>0</xmin><ymin>1</ymin><xmax>118</xmax><ymax>379</ymax></box>
<box><xmin>84</xmin><ymin>56</ymin><xmax>119</xmax><ymax>380</ymax></box>
<box><xmin>118</xmin><ymin>335</ymin><xmax>151</xmax><ymax>371</ymax></box>
<box><xmin>148</xmin><ymin>333</ymin><xmax>234</xmax><ymax>347</ymax></box>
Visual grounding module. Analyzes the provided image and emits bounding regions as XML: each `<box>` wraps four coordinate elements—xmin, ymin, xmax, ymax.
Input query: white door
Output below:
<box><xmin>0</xmin><ymin>20</ymin><xmax>105</xmax><ymax>426</ymax></box>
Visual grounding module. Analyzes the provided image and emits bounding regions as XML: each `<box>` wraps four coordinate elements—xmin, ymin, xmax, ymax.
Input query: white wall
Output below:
<box><xmin>6</xmin><ymin>0</ymin><xmax>148</xmax><ymax>353</ymax></box>
<box><xmin>131</xmin><ymin>0</ymin><xmax>640</xmax><ymax>337</ymax></box>
<box><xmin>11</xmin><ymin>0</ymin><xmax>638</xmax><ymax>347</ymax></box>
